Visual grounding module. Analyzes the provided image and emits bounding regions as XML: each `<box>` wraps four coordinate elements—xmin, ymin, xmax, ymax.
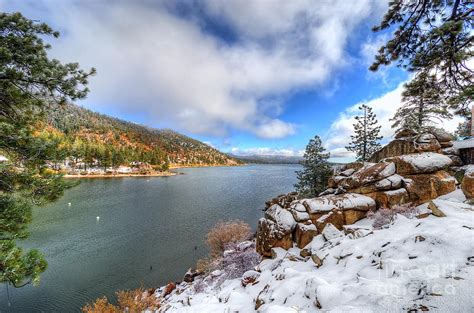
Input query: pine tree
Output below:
<box><xmin>391</xmin><ymin>72</ymin><xmax>452</xmax><ymax>132</ymax></box>
<box><xmin>0</xmin><ymin>12</ymin><xmax>94</xmax><ymax>287</ymax></box>
<box><xmin>295</xmin><ymin>136</ymin><xmax>332</xmax><ymax>198</ymax></box>
<box><xmin>455</xmin><ymin>116</ymin><xmax>472</xmax><ymax>139</ymax></box>
<box><xmin>345</xmin><ymin>104</ymin><xmax>382</xmax><ymax>161</ymax></box>
<box><xmin>370</xmin><ymin>0</ymin><xmax>473</xmax><ymax>117</ymax></box>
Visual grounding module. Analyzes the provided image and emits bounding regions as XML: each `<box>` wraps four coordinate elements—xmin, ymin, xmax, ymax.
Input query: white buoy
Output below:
<box><xmin>68</xmin><ymin>202</ymin><xmax>71</xmax><ymax>206</ymax></box>
<box><xmin>96</xmin><ymin>216</ymin><xmax>100</xmax><ymax>221</ymax></box>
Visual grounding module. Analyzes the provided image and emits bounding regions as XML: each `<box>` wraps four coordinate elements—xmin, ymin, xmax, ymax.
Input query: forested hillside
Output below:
<box><xmin>39</xmin><ymin>103</ymin><xmax>241</xmax><ymax>170</ymax></box>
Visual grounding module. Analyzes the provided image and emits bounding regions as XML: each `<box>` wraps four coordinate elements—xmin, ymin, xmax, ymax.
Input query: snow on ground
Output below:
<box><xmin>159</xmin><ymin>190</ymin><xmax>473</xmax><ymax>312</ymax></box>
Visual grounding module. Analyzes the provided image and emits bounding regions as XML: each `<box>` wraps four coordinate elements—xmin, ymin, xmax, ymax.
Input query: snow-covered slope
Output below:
<box><xmin>159</xmin><ymin>190</ymin><xmax>473</xmax><ymax>312</ymax></box>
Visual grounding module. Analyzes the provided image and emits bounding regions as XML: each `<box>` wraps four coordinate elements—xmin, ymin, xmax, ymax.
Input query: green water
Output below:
<box><xmin>0</xmin><ymin>164</ymin><xmax>299</xmax><ymax>312</ymax></box>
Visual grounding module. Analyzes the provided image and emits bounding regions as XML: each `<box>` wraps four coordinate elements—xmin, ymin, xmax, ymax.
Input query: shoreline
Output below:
<box><xmin>63</xmin><ymin>163</ymin><xmax>245</xmax><ymax>178</ymax></box>
<box><xmin>169</xmin><ymin>163</ymin><xmax>243</xmax><ymax>169</ymax></box>
<box><xmin>63</xmin><ymin>172</ymin><xmax>178</xmax><ymax>178</ymax></box>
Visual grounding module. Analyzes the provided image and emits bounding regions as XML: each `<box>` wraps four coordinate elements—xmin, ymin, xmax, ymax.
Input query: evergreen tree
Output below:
<box><xmin>455</xmin><ymin>116</ymin><xmax>472</xmax><ymax>139</ymax></box>
<box><xmin>0</xmin><ymin>12</ymin><xmax>94</xmax><ymax>287</ymax></box>
<box><xmin>370</xmin><ymin>0</ymin><xmax>473</xmax><ymax>117</ymax></box>
<box><xmin>295</xmin><ymin>136</ymin><xmax>332</xmax><ymax>198</ymax></box>
<box><xmin>391</xmin><ymin>71</ymin><xmax>452</xmax><ymax>132</ymax></box>
<box><xmin>345</xmin><ymin>104</ymin><xmax>382</xmax><ymax>161</ymax></box>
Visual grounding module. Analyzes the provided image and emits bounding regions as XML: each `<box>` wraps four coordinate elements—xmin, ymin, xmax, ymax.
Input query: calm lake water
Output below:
<box><xmin>0</xmin><ymin>164</ymin><xmax>299</xmax><ymax>312</ymax></box>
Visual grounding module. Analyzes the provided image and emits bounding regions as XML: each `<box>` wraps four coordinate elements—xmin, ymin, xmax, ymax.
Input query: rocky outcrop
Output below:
<box><xmin>256</xmin><ymin>131</ymin><xmax>459</xmax><ymax>257</ymax></box>
<box><xmin>369</xmin><ymin>129</ymin><xmax>456</xmax><ymax>163</ymax></box>
<box><xmin>256</xmin><ymin>193</ymin><xmax>375</xmax><ymax>256</ymax></box>
<box><xmin>461</xmin><ymin>165</ymin><xmax>474</xmax><ymax>200</ymax></box>
<box><xmin>265</xmin><ymin>192</ymin><xmax>298</xmax><ymax>209</ymax></box>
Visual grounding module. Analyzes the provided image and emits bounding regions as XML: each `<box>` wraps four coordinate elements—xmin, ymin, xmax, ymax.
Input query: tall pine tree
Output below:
<box><xmin>346</xmin><ymin>104</ymin><xmax>382</xmax><ymax>161</ymax></box>
<box><xmin>295</xmin><ymin>136</ymin><xmax>332</xmax><ymax>198</ymax></box>
<box><xmin>391</xmin><ymin>71</ymin><xmax>452</xmax><ymax>132</ymax></box>
<box><xmin>0</xmin><ymin>12</ymin><xmax>94</xmax><ymax>287</ymax></box>
<box><xmin>370</xmin><ymin>0</ymin><xmax>473</xmax><ymax>117</ymax></box>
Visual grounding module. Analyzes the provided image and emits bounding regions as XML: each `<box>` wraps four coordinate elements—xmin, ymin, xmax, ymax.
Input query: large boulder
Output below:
<box><xmin>404</xmin><ymin>170</ymin><xmax>456</xmax><ymax>205</ymax></box>
<box><xmin>304</xmin><ymin>193</ymin><xmax>376</xmax><ymax>214</ymax></box>
<box><xmin>430</xmin><ymin>128</ymin><xmax>455</xmax><ymax>143</ymax></box>
<box><xmin>337</xmin><ymin>162</ymin><xmax>396</xmax><ymax>189</ymax></box>
<box><xmin>315</xmin><ymin>209</ymin><xmax>346</xmax><ymax>232</ymax></box>
<box><xmin>256</xmin><ymin>204</ymin><xmax>297</xmax><ymax>256</ymax></box>
<box><xmin>303</xmin><ymin>193</ymin><xmax>376</xmax><ymax>230</ymax></box>
<box><xmin>366</xmin><ymin>188</ymin><xmax>410</xmax><ymax>208</ymax></box>
<box><xmin>256</xmin><ymin>218</ymin><xmax>293</xmax><ymax>257</ymax></box>
<box><xmin>264</xmin><ymin>204</ymin><xmax>297</xmax><ymax>232</ymax></box>
<box><xmin>385</xmin><ymin>152</ymin><xmax>452</xmax><ymax>175</ymax></box>
<box><xmin>294</xmin><ymin>223</ymin><xmax>318</xmax><ymax>248</ymax></box>
<box><xmin>461</xmin><ymin>166</ymin><xmax>474</xmax><ymax>200</ymax></box>
<box><xmin>369</xmin><ymin>133</ymin><xmax>441</xmax><ymax>162</ymax></box>
<box><xmin>374</xmin><ymin>174</ymin><xmax>403</xmax><ymax>190</ymax></box>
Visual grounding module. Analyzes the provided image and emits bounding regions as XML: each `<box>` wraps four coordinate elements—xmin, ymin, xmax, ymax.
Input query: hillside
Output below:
<box><xmin>40</xmin><ymin>103</ymin><xmax>241</xmax><ymax>170</ymax></box>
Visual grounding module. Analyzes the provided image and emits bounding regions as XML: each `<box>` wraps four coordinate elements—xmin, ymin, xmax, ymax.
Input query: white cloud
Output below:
<box><xmin>2</xmin><ymin>0</ymin><xmax>387</xmax><ymax>139</ymax></box>
<box><xmin>230</xmin><ymin>147</ymin><xmax>304</xmax><ymax>157</ymax></box>
<box><xmin>325</xmin><ymin>82</ymin><xmax>464</xmax><ymax>162</ymax></box>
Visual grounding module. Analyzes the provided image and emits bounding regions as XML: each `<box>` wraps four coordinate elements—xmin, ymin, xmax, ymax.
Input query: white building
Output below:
<box><xmin>117</xmin><ymin>166</ymin><xmax>132</xmax><ymax>174</ymax></box>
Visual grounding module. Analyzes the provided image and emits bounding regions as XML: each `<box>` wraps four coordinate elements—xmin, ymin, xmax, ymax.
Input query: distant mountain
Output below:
<box><xmin>230</xmin><ymin>154</ymin><xmax>303</xmax><ymax>164</ymax></box>
<box><xmin>41</xmin><ymin>103</ymin><xmax>241</xmax><ymax>168</ymax></box>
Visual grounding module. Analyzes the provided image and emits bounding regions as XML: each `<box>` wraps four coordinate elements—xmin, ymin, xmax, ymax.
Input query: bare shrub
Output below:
<box><xmin>82</xmin><ymin>287</ymin><xmax>160</xmax><ymax>313</ymax></box>
<box><xmin>206</xmin><ymin>220</ymin><xmax>252</xmax><ymax>256</ymax></box>
<box><xmin>367</xmin><ymin>203</ymin><xmax>419</xmax><ymax>229</ymax></box>
<box><xmin>117</xmin><ymin>288</ymin><xmax>160</xmax><ymax>311</ymax></box>
<box><xmin>82</xmin><ymin>297</ymin><xmax>118</xmax><ymax>313</ymax></box>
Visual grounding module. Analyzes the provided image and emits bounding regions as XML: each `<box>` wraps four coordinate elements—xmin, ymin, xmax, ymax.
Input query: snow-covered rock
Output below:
<box><xmin>321</xmin><ymin>223</ymin><xmax>344</xmax><ymax>241</ymax></box>
<box><xmin>264</xmin><ymin>204</ymin><xmax>296</xmax><ymax>232</ymax></box>
<box><xmin>336</xmin><ymin>162</ymin><xmax>396</xmax><ymax>189</ymax></box>
<box><xmin>404</xmin><ymin>170</ymin><xmax>456</xmax><ymax>205</ymax></box>
<box><xmin>304</xmin><ymin>193</ymin><xmax>376</xmax><ymax>214</ymax></box>
<box><xmin>386</xmin><ymin>152</ymin><xmax>452</xmax><ymax>175</ymax></box>
<box><xmin>294</xmin><ymin>223</ymin><xmax>318</xmax><ymax>248</ymax></box>
<box><xmin>375</xmin><ymin>174</ymin><xmax>403</xmax><ymax>190</ymax></box>
<box><xmin>461</xmin><ymin>165</ymin><xmax>474</xmax><ymax>200</ymax></box>
<box><xmin>256</xmin><ymin>218</ymin><xmax>293</xmax><ymax>257</ymax></box>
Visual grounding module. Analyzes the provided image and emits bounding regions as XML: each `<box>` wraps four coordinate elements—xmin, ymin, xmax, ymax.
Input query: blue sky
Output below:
<box><xmin>0</xmin><ymin>0</ymin><xmax>462</xmax><ymax>162</ymax></box>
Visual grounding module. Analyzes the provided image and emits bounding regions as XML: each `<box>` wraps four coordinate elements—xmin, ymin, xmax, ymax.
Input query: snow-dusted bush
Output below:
<box><xmin>206</xmin><ymin>220</ymin><xmax>252</xmax><ymax>256</ymax></box>
<box><xmin>220</xmin><ymin>241</ymin><xmax>261</xmax><ymax>279</ymax></box>
<box><xmin>196</xmin><ymin>255</ymin><xmax>222</xmax><ymax>275</ymax></box>
<box><xmin>367</xmin><ymin>204</ymin><xmax>419</xmax><ymax>229</ymax></box>
<box><xmin>193</xmin><ymin>221</ymin><xmax>259</xmax><ymax>291</ymax></box>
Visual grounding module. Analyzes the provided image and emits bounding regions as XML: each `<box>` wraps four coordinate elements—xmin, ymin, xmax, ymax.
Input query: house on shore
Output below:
<box><xmin>117</xmin><ymin>166</ymin><xmax>132</xmax><ymax>174</ymax></box>
<box><xmin>453</xmin><ymin>138</ymin><xmax>474</xmax><ymax>165</ymax></box>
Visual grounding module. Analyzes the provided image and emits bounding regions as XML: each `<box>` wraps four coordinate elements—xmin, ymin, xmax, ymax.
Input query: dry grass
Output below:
<box><xmin>82</xmin><ymin>287</ymin><xmax>160</xmax><ymax>313</ymax></box>
<box><xmin>206</xmin><ymin>219</ymin><xmax>252</xmax><ymax>257</ymax></box>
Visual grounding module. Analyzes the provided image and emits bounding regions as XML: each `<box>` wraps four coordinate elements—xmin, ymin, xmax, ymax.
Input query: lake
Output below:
<box><xmin>0</xmin><ymin>164</ymin><xmax>300</xmax><ymax>312</ymax></box>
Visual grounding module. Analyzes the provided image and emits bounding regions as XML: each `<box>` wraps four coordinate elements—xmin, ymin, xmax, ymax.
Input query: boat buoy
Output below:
<box><xmin>96</xmin><ymin>216</ymin><xmax>100</xmax><ymax>221</ymax></box>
